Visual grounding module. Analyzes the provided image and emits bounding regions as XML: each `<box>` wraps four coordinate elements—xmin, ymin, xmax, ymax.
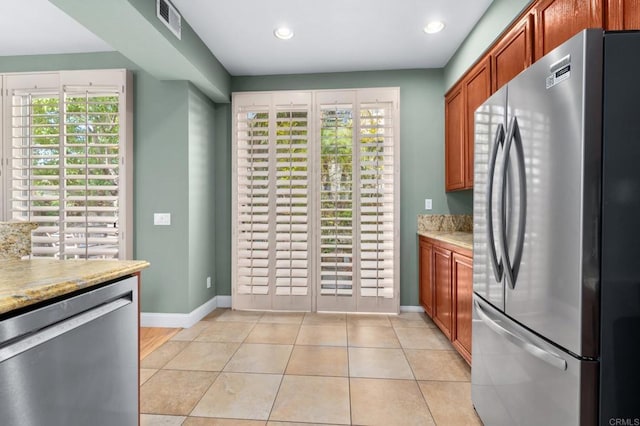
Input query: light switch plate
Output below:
<box><xmin>154</xmin><ymin>213</ymin><xmax>171</xmax><ymax>226</ymax></box>
<box><xmin>425</xmin><ymin>199</ymin><xmax>433</xmax><ymax>210</ymax></box>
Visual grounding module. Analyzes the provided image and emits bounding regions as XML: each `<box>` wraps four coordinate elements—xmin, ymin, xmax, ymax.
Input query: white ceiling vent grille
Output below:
<box><xmin>156</xmin><ymin>0</ymin><xmax>181</xmax><ymax>40</ymax></box>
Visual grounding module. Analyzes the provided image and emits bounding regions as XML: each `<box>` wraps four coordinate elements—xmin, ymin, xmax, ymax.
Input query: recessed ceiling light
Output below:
<box><xmin>423</xmin><ymin>21</ymin><xmax>445</xmax><ymax>34</ymax></box>
<box><xmin>274</xmin><ymin>27</ymin><xmax>294</xmax><ymax>40</ymax></box>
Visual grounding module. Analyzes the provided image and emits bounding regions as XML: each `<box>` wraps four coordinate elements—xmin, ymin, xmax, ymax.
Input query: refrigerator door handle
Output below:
<box><xmin>501</xmin><ymin>116</ymin><xmax>527</xmax><ymax>289</ymax></box>
<box><xmin>487</xmin><ymin>123</ymin><xmax>505</xmax><ymax>282</ymax></box>
<box><xmin>474</xmin><ymin>298</ymin><xmax>568</xmax><ymax>371</ymax></box>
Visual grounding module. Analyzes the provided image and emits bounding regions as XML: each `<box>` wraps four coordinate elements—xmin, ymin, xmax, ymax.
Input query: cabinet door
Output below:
<box><xmin>419</xmin><ymin>238</ymin><xmax>434</xmax><ymax>317</ymax></box>
<box><xmin>464</xmin><ymin>58</ymin><xmax>491</xmax><ymax>189</ymax></box>
<box><xmin>491</xmin><ymin>14</ymin><xmax>534</xmax><ymax>92</ymax></box>
<box><xmin>432</xmin><ymin>246</ymin><xmax>452</xmax><ymax>338</ymax></box>
<box><xmin>534</xmin><ymin>0</ymin><xmax>604</xmax><ymax>59</ymax></box>
<box><xmin>606</xmin><ymin>0</ymin><xmax>640</xmax><ymax>29</ymax></box>
<box><xmin>452</xmin><ymin>252</ymin><xmax>473</xmax><ymax>364</ymax></box>
<box><xmin>445</xmin><ymin>85</ymin><xmax>465</xmax><ymax>191</ymax></box>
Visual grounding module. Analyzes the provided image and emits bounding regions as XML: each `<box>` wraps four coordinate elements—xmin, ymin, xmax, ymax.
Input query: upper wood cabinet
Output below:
<box><xmin>445</xmin><ymin>58</ymin><xmax>491</xmax><ymax>192</ymax></box>
<box><xmin>607</xmin><ymin>0</ymin><xmax>640</xmax><ymax>29</ymax></box>
<box><xmin>463</xmin><ymin>58</ymin><xmax>491</xmax><ymax>190</ymax></box>
<box><xmin>445</xmin><ymin>85</ymin><xmax>465</xmax><ymax>191</ymax></box>
<box><xmin>534</xmin><ymin>0</ymin><xmax>604</xmax><ymax>59</ymax></box>
<box><xmin>491</xmin><ymin>14</ymin><xmax>534</xmax><ymax>92</ymax></box>
<box><xmin>442</xmin><ymin>0</ymin><xmax>640</xmax><ymax>192</ymax></box>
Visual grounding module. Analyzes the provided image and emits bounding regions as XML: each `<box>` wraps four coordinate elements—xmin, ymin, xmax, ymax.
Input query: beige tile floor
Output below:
<box><xmin>140</xmin><ymin>309</ymin><xmax>483</xmax><ymax>426</ymax></box>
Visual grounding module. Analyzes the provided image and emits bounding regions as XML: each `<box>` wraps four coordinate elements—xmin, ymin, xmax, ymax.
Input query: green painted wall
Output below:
<box><xmin>444</xmin><ymin>0</ymin><xmax>533</xmax><ymax>90</ymax></box>
<box><xmin>214</xmin><ymin>104</ymin><xmax>232</xmax><ymax>299</ymax></box>
<box><xmin>0</xmin><ymin>52</ymin><xmax>216</xmax><ymax>314</ymax></box>
<box><xmin>187</xmin><ymin>83</ymin><xmax>217</xmax><ymax>310</ymax></box>
<box><xmin>229</xmin><ymin>70</ymin><xmax>467</xmax><ymax>305</ymax></box>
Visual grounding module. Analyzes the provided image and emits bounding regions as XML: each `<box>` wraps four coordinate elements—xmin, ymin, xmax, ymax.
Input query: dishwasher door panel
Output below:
<box><xmin>0</xmin><ymin>277</ymin><xmax>138</xmax><ymax>426</ymax></box>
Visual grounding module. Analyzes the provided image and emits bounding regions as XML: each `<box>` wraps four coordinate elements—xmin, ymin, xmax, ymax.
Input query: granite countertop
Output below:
<box><xmin>0</xmin><ymin>259</ymin><xmax>150</xmax><ymax>315</ymax></box>
<box><xmin>417</xmin><ymin>214</ymin><xmax>473</xmax><ymax>251</ymax></box>
<box><xmin>417</xmin><ymin>231</ymin><xmax>473</xmax><ymax>251</ymax></box>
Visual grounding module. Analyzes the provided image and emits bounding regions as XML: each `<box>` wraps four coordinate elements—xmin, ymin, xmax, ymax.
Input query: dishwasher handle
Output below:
<box><xmin>0</xmin><ymin>296</ymin><xmax>131</xmax><ymax>363</ymax></box>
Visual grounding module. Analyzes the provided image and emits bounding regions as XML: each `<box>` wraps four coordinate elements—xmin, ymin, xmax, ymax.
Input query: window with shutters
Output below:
<box><xmin>232</xmin><ymin>88</ymin><xmax>399</xmax><ymax>313</ymax></box>
<box><xmin>1</xmin><ymin>69</ymin><xmax>133</xmax><ymax>259</ymax></box>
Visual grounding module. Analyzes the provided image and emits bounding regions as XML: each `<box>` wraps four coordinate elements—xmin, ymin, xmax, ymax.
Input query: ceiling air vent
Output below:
<box><xmin>156</xmin><ymin>0</ymin><xmax>181</xmax><ymax>40</ymax></box>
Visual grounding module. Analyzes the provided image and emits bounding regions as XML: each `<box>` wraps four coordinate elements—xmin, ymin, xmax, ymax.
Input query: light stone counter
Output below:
<box><xmin>0</xmin><ymin>222</ymin><xmax>38</xmax><ymax>260</ymax></box>
<box><xmin>417</xmin><ymin>214</ymin><xmax>473</xmax><ymax>252</ymax></box>
<box><xmin>0</xmin><ymin>259</ymin><xmax>149</xmax><ymax>315</ymax></box>
<box><xmin>417</xmin><ymin>230</ymin><xmax>473</xmax><ymax>251</ymax></box>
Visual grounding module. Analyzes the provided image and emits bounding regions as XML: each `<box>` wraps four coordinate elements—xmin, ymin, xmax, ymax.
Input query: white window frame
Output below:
<box><xmin>232</xmin><ymin>88</ymin><xmax>400</xmax><ymax>313</ymax></box>
<box><xmin>0</xmin><ymin>69</ymin><xmax>133</xmax><ymax>260</ymax></box>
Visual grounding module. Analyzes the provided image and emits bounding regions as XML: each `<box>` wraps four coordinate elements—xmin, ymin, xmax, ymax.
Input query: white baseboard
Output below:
<box><xmin>142</xmin><ymin>298</ymin><xmax>421</xmax><ymax>327</ymax></box>
<box><xmin>141</xmin><ymin>295</ymin><xmax>222</xmax><ymax>328</ymax></box>
<box><xmin>400</xmin><ymin>305</ymin><xmax>425</xmax><ymax>313</ymax></box>
<box><xmin>216</xmin><ymin>295</ymin><xmax>231</xmax><ymax>308</ymax></box>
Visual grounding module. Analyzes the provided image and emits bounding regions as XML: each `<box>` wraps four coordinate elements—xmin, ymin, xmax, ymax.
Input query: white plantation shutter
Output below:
<box><xmin>233</xmin><ymin>92</ymin><xmax>313</xmax><ymax>311</ymax></box>
<box><xmin>233</xmin><ymin>88</ymin><xmax>399</xmax><ymax>313</ymax></box>
<box><xmin>7</xmin><ymin>74</ymin><xmax>61</xmax><ymax>256</ymax></box>
<box><xmin>318</xmin><ymin>102</ymin><xmax>355</xmax><ymax>301</ymax></box>
<box><xmin>61</xmin><ymin>87</ymin><xmax>121</xmax><ymax>259</ymax></box>
<box><xmin>359</xmin><ymin>102</ymin><xmax>395</xmax><ymax>300</ymax></box>
<box><xmin>274</xmin><ymin>104</ymin><xmax>310</xmax><ymax>297</ymax></box>
<box><xmin>2</xmin><ymin>70</ymin><xmax>132</xmax><ymax>259</ymax></box>
<box><xmin>236</xmin><ymin>102</ymin><xmax>271</xmax><ymax>297</ymax></box>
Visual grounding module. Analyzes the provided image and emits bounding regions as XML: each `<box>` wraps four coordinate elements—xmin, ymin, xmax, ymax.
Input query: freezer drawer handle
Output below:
<box><xmin>487</xmin><ymin>122</ymin><xmax>505</xmax><ymax>282</ymax></box>
<box><xmin>474</xmin><ymin>299</ymin><xmax>567</xmax><ymax>371</ymax></box>
<box><xmin>0</xmin><ymin>296</ymin><xmax>131</xmax><ymax>364</ymax></box>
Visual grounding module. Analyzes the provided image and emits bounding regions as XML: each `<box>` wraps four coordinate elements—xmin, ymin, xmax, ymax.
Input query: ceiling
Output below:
<box><xmin>0</xmin><ymin>0</ymin><xmax>493</xmax><ymax>76</ymax></box>
<box><xmin>0</xmin><ymin>0</ymin><xmax>112</xmax><ymax>56</ymax></box>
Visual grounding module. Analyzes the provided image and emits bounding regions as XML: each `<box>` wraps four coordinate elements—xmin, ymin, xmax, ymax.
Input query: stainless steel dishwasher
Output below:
<box><xmin>0</xmin><ymin>275</ymin><xmax>138</xmax><ymax>426</ymax></box>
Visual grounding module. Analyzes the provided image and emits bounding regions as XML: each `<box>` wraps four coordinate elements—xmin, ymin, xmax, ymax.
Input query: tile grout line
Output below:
<box><xmin>265</xmin><ymin>314</ymin><xmax>304</xmax><ymax>422</ymax></box>
<box><xmin>390</xmin><ymin>316</ymin><xmax>440</xmax><ymax>425</ymax></box>
<box><xmin>184</xmin><ymin>312</ymin><xmax>261</xmax><ymax>419</ymax></box>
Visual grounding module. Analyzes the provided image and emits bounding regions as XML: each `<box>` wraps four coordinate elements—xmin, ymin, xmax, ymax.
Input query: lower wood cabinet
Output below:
<box><xmin>432</xmin><ymin>246</ymin><xmax>452</xmax><ymax>339</ymax></box>
<box><xmin>418</xmin><ymin>235</ymin><xmax>473</xmax><ymax>364</ymax></box>
<box><xmin>419</xmin><ymin>238</ymin><xmax>434</xmax><ymax>317</ymax></box>
<box><xmin>452</xmin><ymin>252</ymin><xmax>473</xmax><ymax>364</ymax></box>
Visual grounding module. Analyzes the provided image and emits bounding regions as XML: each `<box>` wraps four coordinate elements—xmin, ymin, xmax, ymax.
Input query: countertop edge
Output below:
<box><xmin>0</xmin><ymin>260</ymin><xmax>150</xmax><ymax>315</ymax></box>
<box><xmin>417</xmin><ymin>231</ymin><xmax>473</xmax><ymax>252</ymax></box>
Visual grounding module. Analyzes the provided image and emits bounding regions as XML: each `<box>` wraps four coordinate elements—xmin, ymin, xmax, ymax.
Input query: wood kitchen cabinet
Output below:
<box><xmin>419</xmin><ymin>238</ymin><xmax>434</xmax><ymax>316</ymax></box>
<box><xmin>534</xmin><ymin>0</ymin><xmax>603</xmax><ymax>59</ymax></box>
<box><xmin>445</xmin><ymin>85</ymin><xmax>465</xmax><ymax>191</ymax></box>
<box><xmin>463</xmin><ymin>58</ymin><xmax>491</xmax><ymax>189</ymax></box>
<box><xmin>419</xmin><ymin>235</ymin><xmax>473</xmax><ymax>363</ymax></box>
<box><xmin>445</xmin><ymin>57</ymin><xmax>491</xmax><ymax>192</ymax></box>
<box><xmin>607</xmin><ymin>0</ymin><xmax>640</xmax><ymax>29</ymax></box>
<box><xmin>432</xmin><ymin>246</ymin><xmax>453</xmax><ymax>338</ymax></box>
<box><xmin>491</xmin><ymin>14</ymin><xmax>534</xmax><ymax>92</ymax></box>
<box><xmin>452</xmin><ymin>252</ymin><xmax>473</xmax><ymax>364</ymax></box>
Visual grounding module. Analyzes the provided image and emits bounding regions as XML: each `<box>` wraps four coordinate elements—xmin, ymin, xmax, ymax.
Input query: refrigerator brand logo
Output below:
<box><xmin>546</xmin><ymin>64</ymin><xmax>571</xmax><ymax>89</ymax></box>
<box><xmin>609</xmin><ymin>419</ymin><xmax>640</xmax><ymax>426</ymax></box>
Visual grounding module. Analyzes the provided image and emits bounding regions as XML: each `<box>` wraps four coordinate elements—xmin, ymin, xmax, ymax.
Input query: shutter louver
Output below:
<box><xmin>275</xmin><ymin>106</ymin><xmax>310</xmax><ymax>296</ymax></box>
<box><xmin>319</xmin><ymin>104</ymin><xmax>354</xmax><ymax>296</ymax></box>
<box><xmin>359</xmin><ymin>103</ymin><xmax>394</xmax><ymax>298</ymax></box>
<box><xmin>236</xmin><ymin>106</ymin><xmax>271</xmax><ymax>295</ymax></box>
<box><xmin>62</xmin><ymin>88</ymin><xmax>121</xmax><ymax>259</ymax></box>
<box><xmin>10</xmin><ymin>89</ymin><xmax>61</xmax><ymax>257</ymax></box>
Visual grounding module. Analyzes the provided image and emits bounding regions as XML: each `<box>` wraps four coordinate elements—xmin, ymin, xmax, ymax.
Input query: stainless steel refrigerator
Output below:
<box><xmin>472</xmin><ymin>29</ymin><xmax>640</xmax><ymax>426</ymax></box>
